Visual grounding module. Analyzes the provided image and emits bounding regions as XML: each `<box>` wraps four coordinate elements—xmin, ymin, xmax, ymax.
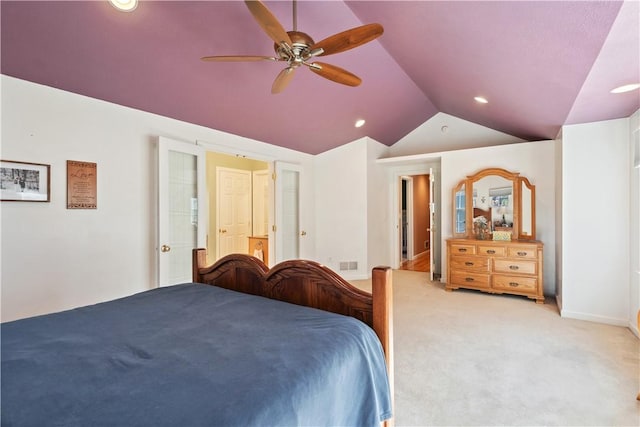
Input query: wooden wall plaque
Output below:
<box><xmin>67</xmin><ymin>160</ymin><xmax>97</xmax><ymax>209</ymax></box>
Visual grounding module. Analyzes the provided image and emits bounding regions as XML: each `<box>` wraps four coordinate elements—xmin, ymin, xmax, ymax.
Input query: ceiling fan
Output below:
<box><xmin>201</xmin><ymin>0</ymin><xmax>383</xmax><ymax>94</ymax></box>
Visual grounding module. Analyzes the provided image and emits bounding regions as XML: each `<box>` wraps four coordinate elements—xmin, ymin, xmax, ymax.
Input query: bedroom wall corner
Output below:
<box><xmin>629</xmin><ymin>108</ymin><xmax>639</xmax><ymax>336</ymax></box>
<box><xmin>561</xmin><ymin>117</ymin><xmax>630</xmax><ymax>326</ymax></box>
<box><xmin>554</xmin><ymin>135</ymin><xmax>564</xmax><ymax>312</ymax></box>
<box><xmin>314</xmin><ymin>138</ymin><xmax>369</xmax><ymax>279</ymax></box>
<box><xmin>366</xmin><ymin>138</ymin><xmax>392</xmax><ymax>272</ymax></box>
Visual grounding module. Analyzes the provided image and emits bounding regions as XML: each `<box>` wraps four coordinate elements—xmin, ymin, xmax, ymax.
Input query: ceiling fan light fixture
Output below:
<box><xmin>109</xmin><ymin>0</ymin><xmax>138</xmax><ymax>12</ymax></box>
<box><xmin>610</xmin><ymin>83</ymin><xmax>640</xmax><ymax>94</ymax></box>
<box><xmin>474</xmin><ymin>96</ymin><xmax>489</xmax><ymax>104</ymax></box>
<box><xmin>355</xmin><ymin>119</ymin><xmax>366</xmax><ymax>128</ymax></box>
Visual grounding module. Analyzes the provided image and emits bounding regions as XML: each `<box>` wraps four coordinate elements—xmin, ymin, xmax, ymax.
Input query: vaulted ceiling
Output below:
<box><xmin>2</xmin><ymin>1</ymin><xmax>638</xmax><ymax>155</ymax></box>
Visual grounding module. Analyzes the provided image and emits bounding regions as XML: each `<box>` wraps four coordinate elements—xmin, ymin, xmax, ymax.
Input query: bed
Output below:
<box><xmin>1</xmin><ymin>250</ymin><xmax>394</xmax><ymax>427</ymax></box>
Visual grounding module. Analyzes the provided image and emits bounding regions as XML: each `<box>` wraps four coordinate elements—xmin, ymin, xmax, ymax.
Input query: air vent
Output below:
<box><xmin>339</xmin><ymin>261</ymin><xmax>358</xmax><ymax>271</ymax></box>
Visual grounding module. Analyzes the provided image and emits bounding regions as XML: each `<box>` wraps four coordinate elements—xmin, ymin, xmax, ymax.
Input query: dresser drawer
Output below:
<box><xmin>507</xmin><ymin>246</ymin><xmax>538</xmax><ymax>259</ymax></box>
<box><xmin>493</xmin><ymin>259</ymin><xmax>537</xmax><ymax>275</ymax></box>
<box><xmin>450</xmin><ymin>244</ymin><xmax>476</xmax><ymax>255</ymax></box>
<box><xmin>493</xmin><ymin>275</ymin><xmax>537</xmax><ymax>293</ymax></box>
<box><xmin>449</xmin><ymin>256</ymin><xmax>489</xmax><ymax>272</ymax></box>
<box><xmin>477</xmin><ymin>245</ymin><xmax>506</xmax><ymax>256</ymax></box>
<box><xmin>450</xmin><ymin>271</ymin><xmax>490</xmax><ymax>288</ymax></box>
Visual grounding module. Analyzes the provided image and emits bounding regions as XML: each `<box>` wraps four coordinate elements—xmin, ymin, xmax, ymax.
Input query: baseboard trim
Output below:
<box><xmin>560</xmin><ymin>309</ymin><xmax>628</xmax><ymax>327</ymax></box>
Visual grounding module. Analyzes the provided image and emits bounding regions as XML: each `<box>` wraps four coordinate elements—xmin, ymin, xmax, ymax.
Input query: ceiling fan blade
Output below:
<box><xmin>244</xmin><ymin>0</ymin><xmax>293</xmax><ymax>46</ymax></box>
<box><xmin>310</xmin><ymin>23</ymin><xmax>383</xmax><ymax>57</ymax></box>
<box><xmin>201</xmin><ymin>55</ymin><xmax>278</xmax><ymax>62</ymax></box>
<box><xmin>272</xmin><ymin>67</ymin><xmax>296</xmax><ymax>94</ymax></box>
<box><xmin>308</xmin><ymin>62</ymin><xmax>361</xmax><ymax>87</ymax></box>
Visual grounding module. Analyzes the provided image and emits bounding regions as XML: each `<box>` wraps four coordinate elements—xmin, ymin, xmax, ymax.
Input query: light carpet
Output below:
<box><xmin>351</xmin><ymin>270</ymin><xmax>640</xmax><ymax>426</ymax></box>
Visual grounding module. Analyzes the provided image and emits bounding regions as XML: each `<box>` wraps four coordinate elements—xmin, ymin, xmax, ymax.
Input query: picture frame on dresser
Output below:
<box><xmin>0</xmin><ymin>160</ymin><xmax>51</xmax><ymax>202</ymax></box>
<box><xmin>447</xmin><ymin>167</ymin><xmax>543</xmax><ymax>303</ymax></box>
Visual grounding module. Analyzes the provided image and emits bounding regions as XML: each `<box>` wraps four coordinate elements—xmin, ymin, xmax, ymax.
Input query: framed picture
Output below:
<box><xmin>67</xmin><ymin>160</ymin><xmax>97</xmax><ymax>209</ymax></box>
<box><xmin>0</xmin><ymin>160</ymin><xmax>51</xmax><ymax>202</ymax></box>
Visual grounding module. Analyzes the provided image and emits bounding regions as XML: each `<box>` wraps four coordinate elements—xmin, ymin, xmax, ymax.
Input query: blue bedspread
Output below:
<box><xmin>1</xmin><ymin>283</ymin><xmax>392</xmax><ymax>427</ymax></box>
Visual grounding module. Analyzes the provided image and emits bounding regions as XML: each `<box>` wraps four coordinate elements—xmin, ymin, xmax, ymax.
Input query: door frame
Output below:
<box><xmin>196</xmin><ymin>140</ymin><xmax>276</xmax><ymax>265</ymax></box>
<box><xmin>390</xmin><ymin>161</ymin><xmax>441</xmax><ymax>276</ymax></box>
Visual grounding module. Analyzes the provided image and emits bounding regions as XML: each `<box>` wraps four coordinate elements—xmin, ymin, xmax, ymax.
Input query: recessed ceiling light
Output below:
<box><xmin>474</xmin><ymin>96</ymin><xmax>488</xmax><ymax>104</ymax></box>
<box><xmin>610</xmin><ymin>83</ymin><xmax>640</xmax><ymax>94</ymax></box>
<box><xmin>109</xmin><ymin>0</ymin><xmax>138</xmax><ymax>12</ymax></box>
<box><xmin>355</xmin><ymin>119</ymin><xmax>366</xmax><ymax>128</ymax></box>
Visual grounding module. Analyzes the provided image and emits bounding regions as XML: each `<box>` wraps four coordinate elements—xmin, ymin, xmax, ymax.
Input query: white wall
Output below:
<box><xmin>628</xmin><ymin>109</ymin><xmax>639</xmax><ymax>336</ymax></box>
<box><xmin>440</xmin><ymin>140</ymin><xmax>557</xmax><ymax>294</ymax></box>
<box><xmin>0</xmin><ymin>76</ymin><xmax>313</xmax><ymax>322</ymax></box>
<box><xmin>366</xmin><ymin>138</ymin><xmax>392</xmax><ymax>270</ymax></box>
<box><xmin>561</xmin><ymin>118</ymin><xmax>630</xmax><ymax>326</ymax></box>
<box><xmin>389</xmin><ymin>112</ymin><xmax>525</xmax><ymax>156</ymax></box>
<box><xmin>554</xmin><ymin>136</ymin><xmax>564</xmax><ymax>309</ymax></box>
<box><xmin>314</xmin><ymin>138</ymin><xmax>370</xmax><ymax>279</ymax></box>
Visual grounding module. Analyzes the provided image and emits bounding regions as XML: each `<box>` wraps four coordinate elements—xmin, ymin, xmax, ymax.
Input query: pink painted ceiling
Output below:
<box><xmin>1</xmin><ymin>1</ymin><xmax>638</xmax><ymax>155</ymax></box>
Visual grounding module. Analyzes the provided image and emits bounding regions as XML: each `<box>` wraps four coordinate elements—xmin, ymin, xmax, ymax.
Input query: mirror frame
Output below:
<box><xmin>452</xmin><ymin>167</ymin><xmax>536</xmax><ymax>240</ymax></box>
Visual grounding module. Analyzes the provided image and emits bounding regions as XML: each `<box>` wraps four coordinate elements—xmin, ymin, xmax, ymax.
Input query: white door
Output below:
<box><xmin>429</xmin><ymin>168</ymin><xmax>436</xmax><ymax>281</ymax></box>
<box><xmin>274</xmin><ymin>162</ymin><xmax>301</xmax><ymax>262</ymax></box>
<box><xmin>252</xmin><ymin>170</ymin><xmax>270</xmax><ymax>236</ymax></box>
<box><xmin>216</xmin><ymin>167</ymin><xmax>252</xmax><ymax>260</ymax></box>
<box><xmin>157</xmin><ymin>137</ymin><xmax>207</xmax><ymax>286</ymax></box>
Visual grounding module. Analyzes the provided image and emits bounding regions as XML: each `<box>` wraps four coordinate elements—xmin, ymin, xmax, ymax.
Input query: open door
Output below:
<box><xmin>429</xmin><ymin>168</ymin><xmax>436</xmax><ymax>281</ymax></box>
<box><xmin>157</xmin><ymin>137</ymin><xmax>207</xmax><ymax>286</ymax></box>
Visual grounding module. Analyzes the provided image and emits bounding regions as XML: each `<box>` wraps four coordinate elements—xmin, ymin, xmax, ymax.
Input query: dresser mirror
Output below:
<box><xmin>452</xmin><ymin>168</ymin><xmax>536</xmax><ymax>240</ymax></box>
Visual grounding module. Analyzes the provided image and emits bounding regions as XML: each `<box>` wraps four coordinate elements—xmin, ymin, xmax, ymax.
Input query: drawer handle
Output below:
<box><xmin>464</xmin><ymin>262</ymin><xmax>474</xmax><ymax>266</ymax></box>
<box><xmin>486</xmin><ymin>250</ymin><xmax>496</xmax><ymax>254</ymax></box>
<box><xmin>458</xmin><ymin>248</ymin><xmax>467</xmax><ymax>253</ymax></box>
<box><xmin>517</xmin><ymin>251</ymin><xmax>527</xmax><ymax>256</ymax></box>
<box><xmin>509</xmin><ymin>265</ymin><xmax>519</xmax><ymax>270</ymax></box>
<box><xmin>465</xmin><ymin>277</ymin><xmax>474</xmax><ymax>282</ymax></box>
<box><xmin>509</xmin><ymin>282</ymin><xmax>519</xmax><ymax>287</ymax></box>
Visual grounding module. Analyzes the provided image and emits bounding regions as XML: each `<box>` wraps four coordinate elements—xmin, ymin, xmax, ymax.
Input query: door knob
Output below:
<box><xmin>219</xmin><ymin>229</ymin><xmax>227</xmax><ymax>233</ymax></box>
<box><xmin>161</xmin><ymin>244</ymin><xmax>171</xmax><ymax>253</ymax></box>
<box><xmin>300</xmin><ymin>230</ymin><xmax>307</xmax><ymax>236</ymax></box>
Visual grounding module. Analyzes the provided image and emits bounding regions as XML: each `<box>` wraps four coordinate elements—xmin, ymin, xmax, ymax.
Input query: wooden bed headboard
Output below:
<box><xmin>192</xmin><ymin>249</ymin><xmax>394</xmax><ymax>425</ymax></box>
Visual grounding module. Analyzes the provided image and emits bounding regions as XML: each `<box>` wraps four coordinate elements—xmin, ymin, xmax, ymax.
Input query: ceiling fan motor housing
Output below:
<box><xmin>274</xmin><ymin>31</ymin><xmax>315</xmax><ymax>65</ymax></box>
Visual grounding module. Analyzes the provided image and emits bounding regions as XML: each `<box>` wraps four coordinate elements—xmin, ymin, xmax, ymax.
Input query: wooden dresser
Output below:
<box><xmin>446</xmin><ymin>238</ymin><xmax>544</xmax><ymax>303</ymax></box>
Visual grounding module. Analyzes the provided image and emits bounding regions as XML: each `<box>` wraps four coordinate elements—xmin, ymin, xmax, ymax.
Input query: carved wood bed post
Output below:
<box><xmin>373</xmin><ymin>266</ymin><xmax>394</xmax><ymax>427</ymax></box>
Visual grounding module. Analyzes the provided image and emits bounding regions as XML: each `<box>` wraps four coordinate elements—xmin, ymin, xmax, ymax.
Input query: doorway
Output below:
<box><xmin>399</xmin><ymin>174</ymin><xmax>430</xmax><ymax>273</ymax></box>
<box><xmin>207</xmin><ymin>152</ymin><xmax>269</xmax><ymax>264</ymax></box>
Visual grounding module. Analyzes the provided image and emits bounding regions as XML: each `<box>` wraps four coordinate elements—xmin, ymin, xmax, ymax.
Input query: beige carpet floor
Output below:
<box><xmin>351</xmin><ymin>270</ymin><xmax>640</xmax><ymax>426</ymax></box>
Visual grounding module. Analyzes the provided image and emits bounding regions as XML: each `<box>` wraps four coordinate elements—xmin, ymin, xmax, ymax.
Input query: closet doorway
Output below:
<box><xmin>207</xmin><ymin>152</ymin><xmax>269</xmax><ymax>265</ymax></box>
